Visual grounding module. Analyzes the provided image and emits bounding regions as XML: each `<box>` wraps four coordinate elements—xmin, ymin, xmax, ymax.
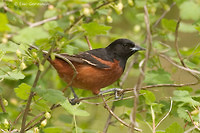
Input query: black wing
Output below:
<box><xmin>56</xmin><ymin>49</ymin><xmax>110</xmax><ymax>69</ymax></box>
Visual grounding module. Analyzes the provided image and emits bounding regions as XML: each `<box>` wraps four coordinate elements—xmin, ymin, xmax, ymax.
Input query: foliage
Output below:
<box><xmin>0</xmin><ymin>0</ymin><xmax>200</xmax><ymax>133</ymax></box>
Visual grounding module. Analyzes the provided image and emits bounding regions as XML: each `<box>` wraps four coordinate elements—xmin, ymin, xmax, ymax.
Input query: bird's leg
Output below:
<box><xmin>68</xmin><ymin>86</ymin><xmax>80</xmax><ymax>105</ymax></box>
<box><xmin>99</xmin><ymin>88</ymin><xmax>123</xmax><ymax>99</ymax></box>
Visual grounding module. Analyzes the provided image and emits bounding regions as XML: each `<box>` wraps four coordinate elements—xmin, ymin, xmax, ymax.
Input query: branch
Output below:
<box><xmin>85</xmin><ymin>36</ymin><xmax>92</xmax><ymax>50</ymax></box>
<box><xmin>130</xmin><ymin>5</ymin><xmax>152</xmax><ymax>132</ymax></box>
<box><xmin>20</xmin><ymin>44</ymin><xmax>56</xmax><ymax>133</ymax></box>
<box><xmin>174</xmin><ymin>19</ymin><xmax>186</xmax><ymax>67</ymax></box>
<box><xmin>0</xmin><ymin>95</ymin><xmax>6</xmax><ymax>113</ymax></box>
<box><xmin>153</xmin><ymin>2</ymin><xmax>176</xmax><ymax>28</ymax></box>
<box><xmin>187</xmin><ymin>111</ymin><xmax>200</xmax><ymax>131</ymax></box>
<box><xmin>159</xmin><ymin>54</ymin><xmax>200</xmax><ymax>75</ymax></box>
<box><xmin>103</xmin><ymin>104</ymin><xmax>115</xmax><ymax>133</ymax></box>
<box><xmin>155</xmin><ymin>98</ymin><xmax>173</xmax><ymax>129</ymax></box>
<box><xmin>29</xmin><ymin>10</ymin><xmax>78</xmax><ymax>27</ymax></box>
<box><xmin>101</xmin><ymin>96</ymin><xmax>142</xmax><ymax>132</ymax></box>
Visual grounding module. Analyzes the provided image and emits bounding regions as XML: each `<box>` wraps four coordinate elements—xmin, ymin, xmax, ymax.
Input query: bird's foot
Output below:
<box><xmin>99</xmin><ymin>88</ymin><xmax>124</xmax><ymax>99</ymax></box>
<box><xmin>68</xmin><ymin>97</ymin><xmax>80</xmax><ymax>105</ymax></box>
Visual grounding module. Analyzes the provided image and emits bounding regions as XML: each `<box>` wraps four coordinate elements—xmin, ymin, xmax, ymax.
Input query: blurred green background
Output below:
<box><xmin>0</xmin><ymin>0</ymin><xmax>200</xmax><ymax>133</ymax></box>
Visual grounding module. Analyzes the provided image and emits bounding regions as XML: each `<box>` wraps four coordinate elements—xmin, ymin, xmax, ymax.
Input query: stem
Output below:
<box><xmin>20</xmin><ymin>44</ymin><xmax>55</xmax><ymax>133</ymax></box>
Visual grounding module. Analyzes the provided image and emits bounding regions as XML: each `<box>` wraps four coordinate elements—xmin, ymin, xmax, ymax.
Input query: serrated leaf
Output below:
<box><xmin>144</xmin><ymin>68</ymin><xmax>173</xmax><ymax>85</ymax></box>
<box><xmin>60</xmin><ymin>100</ymin><xmax>90</xmax><ymax>116</ymax></box>
<box><xmin>0</xmin><ymin>70</ymin><xmax>25</xmax><ymax>80</ymax></box>
<box><xmin>13</xmin><ymin>27</ymin><xmax>49</xmax><ymax>43</ymax></box>
<box><xmin>152</xmin><ymin>103</ymin><xmax>164</xmax><ymax>114</ymax></box>
<box><xmin>166</xmin><ymin>122</ymin><xmax>184</xmax><ymax>133</ymax></box>
<box><xmin>161</xmin><ymin>19</ymin><xmax>177</xmax><ymax>32</ymax></box>
<box><xmin>42</xmin><ymin>89</ymin><xmax>66</xmax><ymax>104</ymax></box>
<box><xmin>173</xmin><ymin>90</ymin><xmax>200</xmax><ymax>106</ymax></box>
<box><xmin>82</xmin><ymin>22</ymin><xmax>111</xmax><ymax>36</ymax></box>
<box><xmin>140</xmin><ymin>90</ymin><xmax>156</xmax><ymax>105</ymax></box>
<box><xmin>179</xmin><ymin>1</ymin><xmax>200</xmax><ymax>21</ymax></box>
<box><xmin>177</xmin><ymin>107</ymin><xmax>190</xmax><ymax>121</ymax></box>
<box><xmin>14</xmin><ymin>83</ymin><xmax>31</xmax><ymax>100</ymax></box>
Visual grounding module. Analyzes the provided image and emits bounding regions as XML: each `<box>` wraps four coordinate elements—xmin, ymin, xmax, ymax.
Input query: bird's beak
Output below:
<box><xmin>131</xmin><ymin>45</ymin><xmax>146</xmax><ymax>51</ymax></box>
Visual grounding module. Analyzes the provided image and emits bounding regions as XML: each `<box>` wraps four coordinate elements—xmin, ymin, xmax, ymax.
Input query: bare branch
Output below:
<box><xmin>20</xmin><ymin>44</ymin><xmax>56</xmax><ymax>133</ymax></box>
<box><xmin>130</xmin><ymin>5</ymin><xmax>152</xmax><ymax>132</ymax></box>
<box><xmin>103</xmin><ymin>104</ymin><xmax>115</xmax><ymax>133</ymax></box>
<box><xmin>0</xmin><ymin>95</ymin><xmax>6</xmax><ymax>113</ymax></box>
<box><xmin>101</xmin><ymin>96</ymin><xmax>142</xmax><ymax>132</ymax></box>
<box><xmin>174</xmin><ymin>19</ymin><xmax>186</xmax><ymax>67</ymax></box>
<box><xmin>153</xmin><ymin>2</ymin><xmax>176</xmax><ymax>28</ymax></box>
<box><xmin>155</xmin><ymin>98</ymin><xmax>173</xmax><ymax>129</ymax></box>
<box><xmin>85</xmin><ymin>36</ymin><xmax>93</xmax><ymax>50</ymax></box>
<box><xmin>187</xmin><ymin>111</ymin><xmax>200</xmax><ymax>131</ymax></box>
<box><xmin>29</xmin><ymin>10</ymin><xmax>78</xmax><ymax>27</ymax></box>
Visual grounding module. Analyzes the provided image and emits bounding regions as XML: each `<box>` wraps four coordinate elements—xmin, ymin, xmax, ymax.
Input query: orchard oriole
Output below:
<box><xmin>48</xmin><ymin>38</ymin><xmax>145</xmax><ymax>104</ymax></box>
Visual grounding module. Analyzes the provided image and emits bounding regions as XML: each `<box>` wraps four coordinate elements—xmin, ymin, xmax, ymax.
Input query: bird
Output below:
<box><xmin>47</xmin><ymin>38</ymin><xmax>145</xmax><ymax>104</ymax></box>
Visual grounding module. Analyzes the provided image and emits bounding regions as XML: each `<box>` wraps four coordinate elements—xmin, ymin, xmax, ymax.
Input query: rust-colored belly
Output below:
<box><xmin>49</xmin><ymin>58</ymin><xmax>123</xmax><ymax>94</ymax></box>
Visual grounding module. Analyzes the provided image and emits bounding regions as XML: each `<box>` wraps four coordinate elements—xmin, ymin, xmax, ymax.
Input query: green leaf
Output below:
<box><xmin>43</xmin><ymin>127</ymin><xmax>63</xmax><ymax>133</ymax></box>
<box><xmin>0</xmin><ymin>70</ymin><xmax>25</xmax><ymax>80</ymax></box>
<box><xmin>144</xmin><ymin>68</ymin><xmax>173</xmax><ymax>85</ymax></box>
<box><xmin>140</xmin><ymin>90</ymin><xmax>156</xmax><ymax>105</ymax></box>
<box><xmin>173</xmin><ymin>90</ymin><xmax>200</xmax><ymax>106</ymax></box>
<box><xmin>82</xmin><ymin>22</ymin><xmax>111</xmax><ymax>36</ymax></box>
<box><xmin>14</xmin><ymin>83</ymin><xmax>31</xmax><ymax>100</ymax></box>
<box><xmin>43</xmin><ymin>21</ymin><xmax>58</xmax><ymax>31</ymax></box>
<box><xmin>161</xmin><ymin>19</ymin><xmax>177</xmax><ymax>32</ymax></box>
<box><xmin>38</xmin><ymin>89</ymin><xmax>66</xmax><ymax>104</ymax></box>
<box><xmin>179</xmin><ymin>1</ymin><xmax>200</xmax><ymax>21</ymax></box>
<box><xmin>60</xmin><ymin>100</ymin><xmax>90</xmax><ymax>116</ymax></box>
<box><xmin>177</xmin><ymin>107</ymin><xmax>190</xmax><ymax>121</ymax></box>
<box><xmin>13</xmin><ymin>27</ymin><xmax>49</xmax><ymax>43</ymax></box>
<box><xmin>165</xmin><ymin>122</ymin><xmax>184</xmax><ymax>133</ymax></box>
<box><xmin>0</xmin><ymin>13</ymin><xmax>10</xmax><ymax>32</ymax></box>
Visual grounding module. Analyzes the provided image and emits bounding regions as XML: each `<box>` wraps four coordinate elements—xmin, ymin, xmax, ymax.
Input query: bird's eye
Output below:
<box><xmin>123</xmin><ymin>43</ymin><xmax>128</xmax><ymax>47</ymax></box>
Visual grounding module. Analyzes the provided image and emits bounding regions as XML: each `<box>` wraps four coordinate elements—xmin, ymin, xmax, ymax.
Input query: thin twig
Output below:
<box><xmin>25</xmin><ymin>112</ymin><xmax>45</xmax><ymax>129</ymax></box>
<box><xmin>20</xmin><ymin>44</ymin><xmax>56</xmax><ymax>133</ymax></box>
<box><xmin>64</xmin><ymin>0</ymin><xmax>114</xmax><ymax>34</ymax></box>
<box><xmin>151</xmin><ymin>105</ymin><xmax>156</xmax><ymax>133</ymax></box>
<box><xmin>101</xmin><ymin>96</ymin><xmax>142</xmax><ymax>132</ymax></box>
<box><xmin>130</xmin><ymin>5</ymin><xmax>152</xmax><ymax>132</ymax></box>
<box><xmin>29</xmin><ymin>10</ymin><xmax>78</xmax><ymax>27</ymax></box>
<box><xmin>184</xmin><ymin>123</ymin><xmax>200</xmax><ymax>133</ymax></box>
<box><xmin>3</xmin><ymin>6</ymin><xmax>31</xmax><ymax>26</ymax></box>
<box><xmin>160</xmin><ymin>54</ymin><xmax>200</xmax><ymax>75</ymax></box>
<box><xmin>153</xmin><ymin>2</ymin><xmax>176</xmax><ymax>28</ymax></box>
<box><xmin>155</xmin><ymin>98</ymin><xmax>173</xmax><ymax>129</ymax></box>
<box><xmin>174</xmin><ymin>19</ymin><xmax>186</xmax><ymax>67</ymax></box>
<box><xmin>187</xmin><ymin>111</ymin><xmax>200</xmax><ymax>131</ymax></box>
<box><xmin>13</xmin><ymin>110</ymin><xmax>24</xmax><ymax>126</ymax></box>
<box><xmin>0</xmin><ymin>95</ymin><xmax>6</xmax><ymax>113</ymax></box>
<box><xmin>103</xmin><ymin>104</ymin><xmax>115</xmax><ymax>133</ymax></box>
<box><xmin>85</xmin><ymin>36</ymin><xmax>92</xmax><ymax>50</ymax></box>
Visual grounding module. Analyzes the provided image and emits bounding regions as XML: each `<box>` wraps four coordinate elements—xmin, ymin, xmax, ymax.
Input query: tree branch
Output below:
<box><xmin>101</xmin><ymin>96</ymin><xmax>142</xmax><ymax>132</ymax></box>
<box><xmin>0</xmin><ymin>95</ymin><xmax>6</xmax><ymax>113</ymax></box>
<box><xmin>20</xmin><ymin>44</ymin><xmax>56</xmax><ymax>133</ymax></box>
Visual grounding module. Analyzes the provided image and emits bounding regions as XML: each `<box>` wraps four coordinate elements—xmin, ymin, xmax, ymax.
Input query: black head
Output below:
<box><xmin>106</xmin><ymin>38</ymin><xmax>145</xmax><ymax>61</ymax></box>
